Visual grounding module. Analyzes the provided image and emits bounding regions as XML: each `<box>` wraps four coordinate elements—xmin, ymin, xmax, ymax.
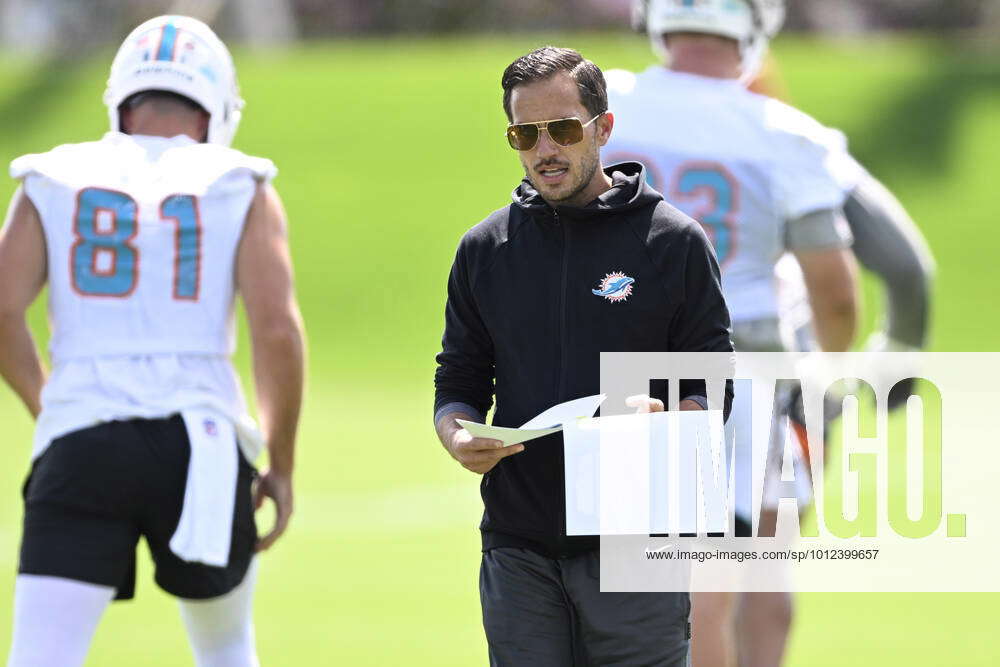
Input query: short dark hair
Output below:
<box><xmin>501</xmin><ymin>46</ymin><xmax>607</xmax><ymax>122</ymax></box>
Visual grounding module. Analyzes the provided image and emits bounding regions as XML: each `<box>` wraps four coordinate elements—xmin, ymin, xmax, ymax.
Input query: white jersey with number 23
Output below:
<box><xmin>603</xmin><ymin>67</ymin><xmax>861</xmax><ymax>324</ymax></box>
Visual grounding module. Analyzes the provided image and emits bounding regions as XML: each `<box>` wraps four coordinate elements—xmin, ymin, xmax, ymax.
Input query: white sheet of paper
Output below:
<box><xmin>455</xmin><ymin>394</ymin><xmax>606</xmax><ymax>447</ymax></box>
<box><xmin>519</xmin><ymin>394</ymin><xmax>606</xmax><ymax>429</ymax></box>
<box><xmin>456</xmin><ymin>420</ymin><xmax>559</xmax><ymax>446</ymax></box>
<box><xmin>563</xmin><ymin>410</ymin><xmax>728</xmax><ymax>536</ymax></box>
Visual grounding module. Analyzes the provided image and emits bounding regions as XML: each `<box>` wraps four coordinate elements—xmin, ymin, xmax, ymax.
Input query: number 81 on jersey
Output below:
<box><xmin>71</xmin><ymin>187</ymin><xmax>201</xmax><ymax>299</ymax></box>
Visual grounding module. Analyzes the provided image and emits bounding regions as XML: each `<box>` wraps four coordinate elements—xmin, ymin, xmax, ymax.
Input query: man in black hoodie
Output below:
<box><xmin>434</xmin><ymin>46</ymin><xmax>734</xmax><ymax>666</ymax></box>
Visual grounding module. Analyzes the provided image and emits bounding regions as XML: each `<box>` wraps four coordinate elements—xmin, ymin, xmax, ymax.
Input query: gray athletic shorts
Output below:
<box><xmin>480</xmin><ymin>547</ymin><xmax>690</xmax><ymax>666</ymax></box>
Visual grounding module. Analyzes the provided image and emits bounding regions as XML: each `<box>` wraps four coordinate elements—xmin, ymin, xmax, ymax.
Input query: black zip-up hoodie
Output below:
<box><xmin>434</xmin><ymin>162</ymin><xmax>734</xmax><ymax>558</ymax></box>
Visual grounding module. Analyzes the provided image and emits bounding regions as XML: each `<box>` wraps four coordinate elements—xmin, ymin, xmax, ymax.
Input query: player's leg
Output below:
<box><xmin>179</xmin><ymin>560</ymin><xmax>259</xmax><ymax>667</ymax></box>
<box><xmin>689</xmin><ymin>514</ymin><xmax>749</xmax><ymax>667</ymax></box>
<box><xmin>691</xmin><ymin>338</ymin><xmax>761</xmax><ymax>667</ymax></box>
<box><xmin>735</xmin><ymin>420</ymin><xmax>803</xmax><ymax>667</ymax></box>
<box><xmin>10</xmin><ymin>423</ymin><xmax>144</xmax><ymax>666</ymax></box>
<box><xmin>564</xmin><ymin>551</ymin><xmax>690</xmax><ymax>666</ymax></box>
<box><xmin>7</xmin><ymin>576</ymin><xmax>114</xmax><ymax>667</ymax></box>
<box><xmin>731</xmin><ymin>420</ymin><xmax>803</xmax><ymax>667</ymax></box>
<box><xmin>719</xmin><ymin>320</ymin><xmax>802</xmax><ymax>667</ymax></box>
<box><xmin>479</xmin><ymin>547</ymin><xmax>576</xmax><ymax>666</ymax></box>
<box><xmin>691</xmin><ymin>591</ymin><xmax>738</xmax><ymax>667</ymax></box>
<box><xmin>736</xmin><ymin>589</ymin><xmax>793</xmax><ymax>667</ymax></box>
<box><xmin>732</xmin><ymin>509</ymin><xmax>793</xmax><ymax>667</ymax></box>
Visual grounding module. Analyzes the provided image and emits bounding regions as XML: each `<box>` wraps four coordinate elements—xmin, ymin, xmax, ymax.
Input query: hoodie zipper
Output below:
<box><xmin>556</xmin><ymin>211</ymin><xmax>569</xmax><ymax>399</ymax></box>
<box><xmin>555</xmin><ymin>210</ymin><xmax>570</xmax><ymax>556</ymax></box>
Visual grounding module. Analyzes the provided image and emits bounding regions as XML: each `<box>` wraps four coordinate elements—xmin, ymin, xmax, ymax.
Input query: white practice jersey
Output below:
<box><xmin>11</xmin><ymin>132</ymin><xmax>276</xmax><ymax>458</ymax></box>
<box><xmin>604</xmin><ymin>67</ymin><xmax>862</xmax><ymax>323</ymax></box>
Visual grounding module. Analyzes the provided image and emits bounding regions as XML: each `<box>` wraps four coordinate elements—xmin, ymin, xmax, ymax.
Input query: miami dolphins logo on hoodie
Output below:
<box><xmin>592</xmin><ymin>271</ymin><xmax>635</xmax><ymax>303</ymax></box>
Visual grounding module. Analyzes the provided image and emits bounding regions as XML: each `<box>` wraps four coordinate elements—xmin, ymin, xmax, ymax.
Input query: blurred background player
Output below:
<box><xmin>604</xmin><ymin>1</ymin><xmax>934</xmax><ymax>666</ymax></box>
<box><xmin>749</xmin><ymin>46</ymin><xmax>934</xmax><ymax>375</ymax></box>
<box><xmin>0</xmin><ymin>15</ymin><xmax>304</xmax><ymax>667</ymax></box>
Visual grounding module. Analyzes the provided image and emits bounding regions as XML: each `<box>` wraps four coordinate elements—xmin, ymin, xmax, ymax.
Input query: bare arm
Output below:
<box><xmin>0</xmin><ymin>187</ymin><xmax>47</xmax><ymax>418</ymax></box>
<box><xmin>236</xmin><ymin>182</ymin><xmax>305</xmax><ymax>551</ymax></box>
<box><xmin>793</xmin><ymin>246</ymin><xmax>859</xmax><ymax>352</ymax></box>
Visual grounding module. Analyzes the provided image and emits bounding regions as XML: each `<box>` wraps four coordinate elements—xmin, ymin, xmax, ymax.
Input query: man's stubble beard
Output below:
<box><xmin>527</xmin><ymin>142</ymin><xmax>601</xmax><ymax>206</ymax></box>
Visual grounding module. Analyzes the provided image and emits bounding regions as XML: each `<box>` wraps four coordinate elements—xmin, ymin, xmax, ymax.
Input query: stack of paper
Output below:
<box><xmin>456</xmin><ymin>394</ymin><xmax>606</xmax><ymax>446</ymax></box>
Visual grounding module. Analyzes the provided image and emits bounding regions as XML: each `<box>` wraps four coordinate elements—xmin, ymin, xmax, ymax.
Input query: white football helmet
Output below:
<box><xmin>632</xmin><ymin>0</ymin><xmax>786</xmax><ymax>80</ymax></box>
<box><xmin>104</xmin><ymin>15</ymin><xmax>244</xmax><ymax>146</ymax></box>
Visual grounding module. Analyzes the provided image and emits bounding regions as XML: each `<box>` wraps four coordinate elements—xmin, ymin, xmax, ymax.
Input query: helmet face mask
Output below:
<box><xmin>104</xmin><ymin>15</ymin><xmax>244</xmax><ymax>146</ymax></box>
<box><xmin>631</xmin><ymin>0</ymin><xmax>786</xmax><ymax>81</ymax></box>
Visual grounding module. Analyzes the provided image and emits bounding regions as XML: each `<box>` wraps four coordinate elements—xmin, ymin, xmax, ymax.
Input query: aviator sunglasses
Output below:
<box><xmin>506</xmin><ymin>112</ymin><xmax>605</xmax><ymax>151</ymax></box>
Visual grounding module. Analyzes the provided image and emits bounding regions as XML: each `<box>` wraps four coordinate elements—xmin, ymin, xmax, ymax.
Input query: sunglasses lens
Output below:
<box><xmin>507</xmin><ymin>124</ymin><xmax>538</xmax><ymax>151</ymax></box>
<box><xmin>548</xmin><ymin>118</ymin><xmax>584</xmax><ymax>146</ymax></box>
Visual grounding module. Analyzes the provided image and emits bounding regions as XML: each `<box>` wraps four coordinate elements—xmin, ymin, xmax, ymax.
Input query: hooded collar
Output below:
<box><xmin>511</xmin><ymin>161</ymin><xmax>662</xmax><ymax>220</ymax></box>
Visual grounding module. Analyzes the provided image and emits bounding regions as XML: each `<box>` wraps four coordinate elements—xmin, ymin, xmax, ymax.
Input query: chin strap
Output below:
<box><xmin>738</xmin><ymin>35</ymin><xmax>769</xmax><ymax>84</ymax></box>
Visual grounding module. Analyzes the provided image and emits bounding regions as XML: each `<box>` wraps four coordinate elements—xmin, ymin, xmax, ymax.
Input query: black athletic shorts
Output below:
<box><xmin>18</xmin><ymin>415</ymin><xmax>257</xmax><ymax>601</ymax></box>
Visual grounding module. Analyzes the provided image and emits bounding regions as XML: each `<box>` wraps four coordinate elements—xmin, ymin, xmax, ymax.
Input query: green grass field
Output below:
<box><xmin>1</xmin><ymin>32</ymin><xmax>999</xmax><ymax>665</ymax></box>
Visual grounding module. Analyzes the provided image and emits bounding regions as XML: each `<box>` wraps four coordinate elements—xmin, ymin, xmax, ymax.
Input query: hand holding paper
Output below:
<box><xmin>446</xmin><ymin>427</ymin><xmax>525</xmax><ymax>475</ymax></box>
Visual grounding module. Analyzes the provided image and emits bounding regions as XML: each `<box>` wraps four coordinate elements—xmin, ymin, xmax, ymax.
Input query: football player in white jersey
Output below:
<box><xmin>0</xmin><ymin>16</ymin><xmax>304</xmax><ymax>667</ymax></box>
<box><xmin>603</xmin><ymin>1</ymin><xmax>929</xmax><ymax>666</ymax></box>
